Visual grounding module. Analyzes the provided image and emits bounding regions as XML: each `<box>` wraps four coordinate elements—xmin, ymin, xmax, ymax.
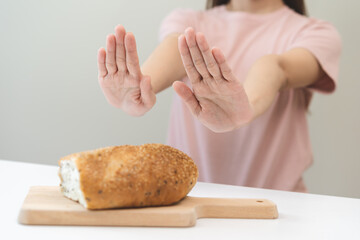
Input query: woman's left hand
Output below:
<box><xmin>173</xmin><ymin>27</ymin><xmax>253</xmax><ymax>132</ymax></box>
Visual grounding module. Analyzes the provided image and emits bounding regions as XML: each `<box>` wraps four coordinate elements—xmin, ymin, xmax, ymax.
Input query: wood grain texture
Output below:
<box><xmin>18</xmin><ymin>186</ymin><xmax>278</xmax><ymax>227</ymax></box>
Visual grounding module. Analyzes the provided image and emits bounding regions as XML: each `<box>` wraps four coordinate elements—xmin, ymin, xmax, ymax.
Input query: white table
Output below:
<box><xmin>1</xmin><ymin>159</ymin><xmax>359</xmax><ymax>240</ymax></box>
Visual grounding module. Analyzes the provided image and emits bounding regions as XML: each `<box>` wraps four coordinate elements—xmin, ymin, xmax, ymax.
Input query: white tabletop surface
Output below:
<box><xmin>1</xmin><ymin>159</ymin><xmax>359</xmax><ymax>240</ymax></box>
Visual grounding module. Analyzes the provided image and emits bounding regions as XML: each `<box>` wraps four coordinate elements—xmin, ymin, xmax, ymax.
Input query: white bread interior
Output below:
<box><xmin>59</xmin><ymin>158</ymin><xmax>87</xmax><ymax>208</ymax></box>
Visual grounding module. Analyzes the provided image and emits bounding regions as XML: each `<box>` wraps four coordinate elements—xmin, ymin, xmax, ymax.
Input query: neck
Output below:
<box><xmin>227</xmin><ymin>0</ymin><xmax>285</xmax><ymax>14</ymax></box>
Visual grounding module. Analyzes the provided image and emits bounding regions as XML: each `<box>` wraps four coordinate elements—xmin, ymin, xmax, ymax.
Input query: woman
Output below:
<box><xmin>97</xmin><ymin>0</ymin><xmax>341</xmax><ymax>192</ymax></box>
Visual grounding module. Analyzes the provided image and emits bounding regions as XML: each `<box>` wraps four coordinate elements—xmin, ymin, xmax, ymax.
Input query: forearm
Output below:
<box><xmin>243</xmin><ymin>54</ymin><xmax>287</xmax><ymax>120</ymax></box>
<box><xmin>243</xmin><ymin>49</ymin><xmax>323</xmax><ymax>121</ymax></box>
<box><xmin>141</xmin><ymin>34</ymin><xmax>186</xmax><ymax>94</ymax></box>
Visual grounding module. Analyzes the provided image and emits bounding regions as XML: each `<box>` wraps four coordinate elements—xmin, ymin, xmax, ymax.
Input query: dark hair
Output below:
<box><xmin>206</xmin><ymin>0</ymin><xmax>307</xmax><ymax>15</ymax></box>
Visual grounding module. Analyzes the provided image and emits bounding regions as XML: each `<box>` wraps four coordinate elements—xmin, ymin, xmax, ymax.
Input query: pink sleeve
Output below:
<box><xmin>159</xmin><ymin>8</ymin><xmax>197</xmax><ymax>42</ymax></box>
<box><xmin>289</xmin><ymin>19</ymin><xmax>342</xmax><ymax>93</ymax></box>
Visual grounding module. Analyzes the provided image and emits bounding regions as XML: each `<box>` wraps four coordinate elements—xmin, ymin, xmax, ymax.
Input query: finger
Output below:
<box><xmin>124</xmin><ymin>32</ymin><xmax>141</xmax><ymax>78</ymax></box>
<box><xmin>184</xmin><ymin>28</ymin><xmax>211</xmax><ymax>79</ymax></box>
<box><xmin>106</xmin><ymin>34</ymin><xmax>117</xmax><ymax>74</ymax></box>
<box><xmin>195</xmin><ymin>32</ymin><xmax>221</xmax><ymax>79</ymax></box>
<box><xmin>172</xmin><ymin>81</ymin><xmax>201</xmax><ymax>117</ymax></box>
<box><xmin>97</xmin><ymin>48</ymin><xmax>107</xmax><ymax>78</ymax></box>
<box><xmin>114</xmin><ymin>25</ymin><xmax>127</xmax><ymax>72</ymax></box>
<box><xmin>212</xmin><ymin>47</ymin><xmax>235</xmax><ymax>81</ymax></box>
<box><xmin>178</xmin><ymin>34</ymin><xmax>202</xmax><ymax>84</ymax></box>
<box><xmin>140</xmin><ymin>75</ymin><xmax>156</xmax><ymax>108</ymax></box>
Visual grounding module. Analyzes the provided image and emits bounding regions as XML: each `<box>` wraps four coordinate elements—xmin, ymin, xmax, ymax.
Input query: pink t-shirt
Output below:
<box><xmin>159</xmin><ymin>5</ymin><xmax>341</xmax><ymax>192</ymax></box>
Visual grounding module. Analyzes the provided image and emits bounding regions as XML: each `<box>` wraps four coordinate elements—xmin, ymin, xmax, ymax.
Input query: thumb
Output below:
<box><xmin>140</xmin><ymin>75</ymin><xmax>156</xmax><ymax>107</ymax></box>
<box><xmin>172</xmin><ymin>81</ymin><xmax>201</xmax><ymax>117</ymax></box>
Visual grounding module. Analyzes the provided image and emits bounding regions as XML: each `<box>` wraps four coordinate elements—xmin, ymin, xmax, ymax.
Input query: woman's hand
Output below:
<box><xmin>173</xmin><ymin>28</ymin><xmax>253</xmax><ymax>133</ymax></box>
<box><xmin>97</xmin><ymin>25</ymin><xmax>156</xmax><ymax>117</ymax></box>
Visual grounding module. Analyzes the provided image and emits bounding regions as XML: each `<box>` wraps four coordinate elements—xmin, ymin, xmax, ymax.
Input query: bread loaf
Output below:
<box><xmin>58</xmin><ymin>144</ymin><xmax>198</xmax><ymax>210</ymax></box>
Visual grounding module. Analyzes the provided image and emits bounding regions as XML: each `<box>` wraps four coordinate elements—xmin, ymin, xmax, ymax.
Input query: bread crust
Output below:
<box><xmin>59</xmin><ymin>144</ymin><xmax>198</xmax><ymax>210</ymax></box>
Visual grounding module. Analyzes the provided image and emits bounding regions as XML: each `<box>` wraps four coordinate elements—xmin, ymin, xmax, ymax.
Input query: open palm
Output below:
<box><xmin>173</xmin><ymin>28</ymin><xmax>253</xmax><ymax>132</ymax></box>
<box><xmin>97</xmin><ymin>25</ymin><xmax>155</xmax><ymax>117</ymax></box>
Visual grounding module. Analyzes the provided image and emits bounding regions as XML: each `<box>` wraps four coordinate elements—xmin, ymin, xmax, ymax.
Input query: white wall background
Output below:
<box><xmin>0</xmin><ymin>0</ymin><xmax>359</xmax><ymax>198</ymax></box>
<box><xmin>303</xmin><ymin>0</ymin><xmax>360</xmax><ymax>198</ymax></box>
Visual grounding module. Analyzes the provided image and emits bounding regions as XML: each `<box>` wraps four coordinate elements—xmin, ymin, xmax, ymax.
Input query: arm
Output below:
<box><xmin>173</xmin><ymin>28</ymin><xmax>325</xmax><ymax>132</ymax></box>
<box><xmin>244</xmin><ymin>48</ymin><xmax>325</xmax><ymax>119</ymax></box>
<box><xmin>97</xmin><ymin>26</ymin><xmax>185</xmax><ymax>116</ymax></box>
<box><xmin>141</xmin><ymin>33</ymin><xmax>186</xmax><ymax>93</ymax></box>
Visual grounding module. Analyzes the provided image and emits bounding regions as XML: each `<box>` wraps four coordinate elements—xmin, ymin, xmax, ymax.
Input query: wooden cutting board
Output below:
<box><xmin>18</xmin><ymin>186</ymin><xmax>278</xmax><ymax>227</ymax></box>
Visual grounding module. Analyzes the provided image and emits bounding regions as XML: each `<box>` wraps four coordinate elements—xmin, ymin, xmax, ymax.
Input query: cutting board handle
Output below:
<box><xmin>190</xmin><ymin>197</ymin><xmax>278</xmax><ymax>219</ymax></box>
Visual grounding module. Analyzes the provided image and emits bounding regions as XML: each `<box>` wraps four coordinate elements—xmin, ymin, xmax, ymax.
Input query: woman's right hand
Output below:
<box><xmin>97</xmin><ymin>25</ymin><xmax>156</xmax><ymax>117</ymax></box>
